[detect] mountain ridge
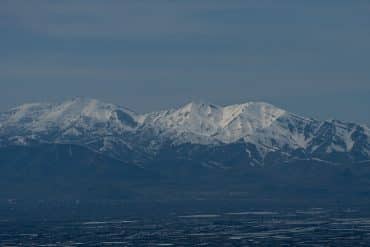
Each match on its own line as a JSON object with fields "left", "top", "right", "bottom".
{"left": 0, "top": 98, "right": 369, "bottom": 166}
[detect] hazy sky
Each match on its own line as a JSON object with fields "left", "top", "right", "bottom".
{"left": 1, "top": 0, "right": 370, "bottom": 125}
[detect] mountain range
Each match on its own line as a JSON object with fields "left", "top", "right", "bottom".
{"left": 1, "top": 97, "right": 369, "bottom": 165}
{"left": 0, "top": 98, "right": 370, "bottom": 203}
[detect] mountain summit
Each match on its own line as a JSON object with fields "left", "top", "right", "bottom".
{"left": 0, "top": 98, "right": 369, "bottom": 165}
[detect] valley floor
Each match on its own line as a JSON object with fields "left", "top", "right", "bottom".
{"left": 1, "top": 204, "right": 370, "bottom": 246}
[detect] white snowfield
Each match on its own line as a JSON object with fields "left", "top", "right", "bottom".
{"left": 0, "top": 98, "right": 369, "bottom": 159}
{"left": 0, "top": 98, "right": 138, "bottom": 135}
{"left": 142, "top": 101, "right": 287, "bottom": 144}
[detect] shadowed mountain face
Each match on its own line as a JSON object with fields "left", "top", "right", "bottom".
{"left": 0, "top": 144, "right": 155, "bottom": 201}
{"left": 1, "top": 143, "right": 370, "bottom": 204}
{"left": 0, "top": 98, "right": 369, "bottom": 203}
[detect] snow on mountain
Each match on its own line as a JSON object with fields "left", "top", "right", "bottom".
{"left": 142, "top": 102, "right": 224, "bottom": 144}
{"left": 0, "top": 98, "right": 139, "bottom": 135}
{"left": 142, "top": 101, "right": 288, "bottom": 145}
{"left": 0, "top": 98, "right": 369, "bottom": 163}
{"left": 141, "top": 101, "right": 321, "bottom": 154}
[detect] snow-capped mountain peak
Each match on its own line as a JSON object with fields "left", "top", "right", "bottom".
{"left": 142, "top": 101, "right": 289, "bottom": 144}
{"left": 0, "top": 98, "right": 369, "bottom": 164}
{"left": 0, "top": 98, "right": 139, "bottom": 135}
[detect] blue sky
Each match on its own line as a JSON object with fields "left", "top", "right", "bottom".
{"left": 1, "top": 0, "right": 370, "bottom": 124}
